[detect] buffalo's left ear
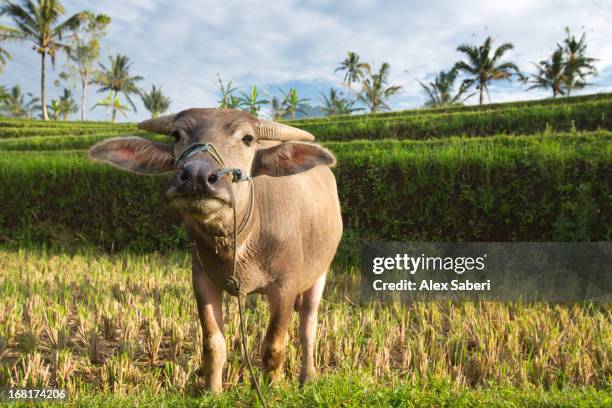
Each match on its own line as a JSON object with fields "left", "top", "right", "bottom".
{"left": 251, "top": 142, "right": 336, "bottom": 177}
{"left": 89, "top": 136, "right": 174, "bottom": 174}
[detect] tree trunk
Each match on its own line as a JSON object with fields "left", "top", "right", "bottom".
{"left": 41, "top": 53, "right": 49, "bottom": 120}
{"left": 111, "top": 91, "right": 117, "bottom": 122}
{"left": 479, "top": 82, "right": 484, "bottom": 105}
{"left": 80, "top": 77, "right": 87, "bottom": 121}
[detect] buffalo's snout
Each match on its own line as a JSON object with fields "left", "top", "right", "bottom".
{"left": 171, "top": 159, "right": 226, "bottom": 197}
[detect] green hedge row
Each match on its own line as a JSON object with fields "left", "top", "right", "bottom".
{"left": 0, "top": 118, "right": 136, "bottom": 129}
{"left": 0, "top": 132, "right": 169, "bottom": 151}
{"left": 284, "top": 92, "right": 612, "bottom": 125}
{"left": 1, "top": 132, "right": 609, "bottom": 251}
{"left": 0, "top": 126, "right": 142, "bottom": 140}
{"left": 293, "top": 100, "right": 612, "bottom": 141}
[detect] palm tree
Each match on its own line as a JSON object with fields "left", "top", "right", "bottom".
{"left": 418, "top": 69, "right": 475, "bottom": 107}
{"left": 527, "top": 47, "right": 566, "bottom": 98}
{"left": 60, "top": 12, "right": 111, "bottom": 121}
{"left": 0, "top": 46, "right": 10, "bottom": 73}
{"left": 0, "top": 25, "right": 21, "bottom": 72}
{"left": 56, "top": 88, "right": 77, "bottom": 120}
{"left": 269, "top": 96, "right": 286, "bottom": 120}
{"left": 455, "top": 36, "right": 522, "bottom": 105}
{"left": 320, "top": 88, "right": 362, "bottom": 116}
{"left": 91, "top": 93, "right": 130, "bottom": 120}
{"left": 0, "top": 84, "right": 40, "bottom": 118}
{"left": 141, "top": 85, "right": 171, "bottom": 118}
{"left": 282, "top": 88, "right": 309, "bottom": 119}
{"left": 0, "top": 0, "right": 83, "bottom": 120}
{"left": 357, "top": 62, "right": 402, "bottom": 113}
{"left": 335, "top": 51, "right": 370, "bottom": 97}
{"left": 560, "top": 27, "right": 597, "bottom": 96}
{"left": 238, "top": 85, "right": 268, "bottom": 116}
{"left": 93, "top": 54, "right": 142, "bottom": 122}
{"left": 217, "top": 74, "right": 239, "bottom": 109}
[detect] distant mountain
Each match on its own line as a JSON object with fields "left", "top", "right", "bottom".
{"left": 281, "top": 103, "right": 325, "bottom": 120}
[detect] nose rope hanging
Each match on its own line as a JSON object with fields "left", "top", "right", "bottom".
{"left": 177, "top": 142, "right": 266, "bottom": 408}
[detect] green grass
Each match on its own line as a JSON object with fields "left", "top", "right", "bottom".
{"left": 0, "top": 118, "right": 136, "bottom": 128}
{"left": 10, "top": 377, "right": 609, "bottom": 407}
{"left": 290, "top": 99, "right": 612, "bottom": 141}
{"left": 283, "top": 91, "right": 612, "bottom": 125}
{"left": 1, "top": 132, "right": 609, "bottom": 251}
{"left": 0, "top": 132, "right": 170, "bottom": 151}
{"left": 0, "top": 99, "right": 610, "bottom": 406}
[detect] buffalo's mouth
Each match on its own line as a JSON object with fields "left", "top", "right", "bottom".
{"left": 166, "top": 188, "right": 231, "bottom": 214}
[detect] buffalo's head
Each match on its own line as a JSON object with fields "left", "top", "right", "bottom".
{"left": 89, "top": 109, "right": 335, "bottom": 234}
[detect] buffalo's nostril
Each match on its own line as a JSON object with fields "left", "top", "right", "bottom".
{"left": 179, "top": 171, "right": 188, "bottom": 182}
{"left": 208, "top": 173, "right": 219, "bottom": 184}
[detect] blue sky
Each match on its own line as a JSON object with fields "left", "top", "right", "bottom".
{"left": 1, "top": 0, "right": 611, "bottom": 121}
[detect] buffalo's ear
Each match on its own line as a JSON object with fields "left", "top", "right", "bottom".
{"left": 89, "top": 136, "right": 174, "bottom": 174}
{"left": 251, "top": 142, "right": 336, "bottom": 177}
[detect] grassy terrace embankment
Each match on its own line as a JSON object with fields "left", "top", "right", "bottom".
{"left": 1, "top": 132, "right": 609, "bottom": 251}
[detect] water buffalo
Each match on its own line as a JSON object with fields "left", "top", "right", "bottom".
{"left": 89, "top": 109, "right": 343, "bottom": 392}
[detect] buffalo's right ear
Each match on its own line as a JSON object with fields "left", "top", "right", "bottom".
{"left": 89, "top": 137, "right": 174, "bottom": 174}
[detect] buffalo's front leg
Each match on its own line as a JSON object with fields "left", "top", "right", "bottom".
{"left": 192, "top": 256, "right": 226, "bottom": 393}
{"left": 262, "top": 288, "right": 296, "bottom": 384}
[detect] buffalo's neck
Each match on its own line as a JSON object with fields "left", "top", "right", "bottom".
{"left": 187, "top": 182, "right": 262, "bottom": 287}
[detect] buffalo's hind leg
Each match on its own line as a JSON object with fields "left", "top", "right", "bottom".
{"left": 299, "top": 272, "right": 327, "bottom": 386}
{"left": 192, "top": 255, "right": 226, "bottom": 393}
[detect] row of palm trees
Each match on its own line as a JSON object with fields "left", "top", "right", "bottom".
{"left": 0, "top": 84, "right": 97, "bottom": 120}
{"left": 0, "top": 0, "right": 600, "bottom": 120}
{"left": 216, "top": 77, "right": 314, "bottom": 120}
{"left": 0, "top": 0, "right": 170, "bottom": 121}
{"left": 419, "top": 29, "right": 597, "bottom": 108}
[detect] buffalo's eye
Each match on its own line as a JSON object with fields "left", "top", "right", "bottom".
{"left": 242, "top": 134, "right": 254, "bottom": 146}
{"left": 171, "top": 130, "right": 181, "bottom": 143}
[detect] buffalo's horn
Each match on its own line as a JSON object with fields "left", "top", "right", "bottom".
{"left": 137, "top": 114, "right": 176, "bottom": 135}
{"left": 256, "top": 121, "right": 315, "bottom": 142}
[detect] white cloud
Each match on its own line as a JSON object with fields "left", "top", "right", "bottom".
{"left": 1, "top": 0, "right": 610, "bottom": 121}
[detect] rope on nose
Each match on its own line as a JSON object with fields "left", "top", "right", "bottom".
{"left": 177, "top": 142, "right": 266, "bottom": 407}
{"left": 174, "top": 142, "right": 227, "bottom": 168}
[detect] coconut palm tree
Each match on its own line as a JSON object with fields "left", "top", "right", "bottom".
{"left": 56, "top": 88, "right": 77, "bottom": 120}
{"left": 282, "top": 88, "right": 309, "bottom": 119}
{"left": 217, "top": 74, "right": 239, "bottom": 109}
{"left": 455, "top": 36, "right": 522, "bottom": 105}
{"left": 0, "top": 0, "right": 83, "bottom": 120}
{"left": 0, "top": 25, "right": 21, "bottom": 72}
{"left": 91, "top": 92, "right": 130, "bottom": 120}
{"left": 93, "top": 54, "right": 142, "bottom": 122}
{"left": 238, "top": 85, "right": 268, "bottom": 116}
{"left": 357, "top": 62, "right": 402, "bottom": 113}
{"left": 335, "top": 51, "right": 370, "bottom": 97}
{"left": 527, "top": 47, "right": 566, "bottom": 98}
{"left": 59, "top": 12, "right": 111, "bottom": 121}
{"left": 418, "top": 68, "right": 475, "bottom": 108}
{"left": 0, "top": 84, "right": 40, "bottom": 118}
{"left": 141, "top": 85, "right": 171, "bottom": 118}
{"left": 320, "top": 88, "right": 362, "bottom": 116}
{"left": 269, "top": 96, "right": 286, "bottom": 120}
{"left": 560, "top": 27, "right": 598, "bottom": 96}
{"left": 0, "top": 46, "right": 10, "bottom": 73}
